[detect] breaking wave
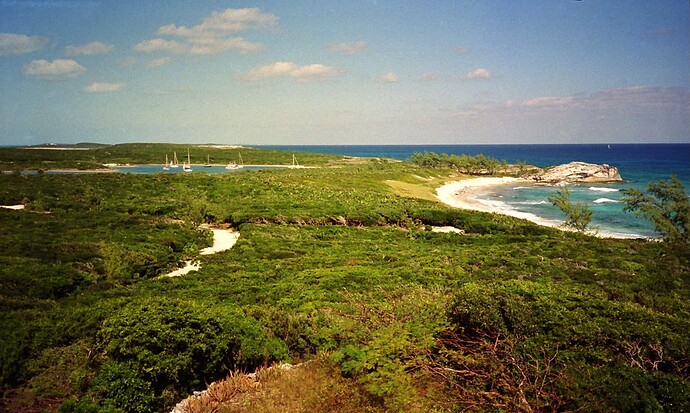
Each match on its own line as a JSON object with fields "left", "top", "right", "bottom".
{"left": 589, "top": 187, "right": 619, "bottom": 192}
{"left": 593, "top": 198, "right": 619, "bottom": 204}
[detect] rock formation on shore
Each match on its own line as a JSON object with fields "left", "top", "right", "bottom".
{"left": 533, "top": 161, "right": 622, "bottom": 184}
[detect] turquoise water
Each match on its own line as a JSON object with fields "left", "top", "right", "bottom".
{"left": 480, "top": 182, "right": 655, "bottom": 238}
{"left": 111, "top": 165, "right": 281, "bottom": 174}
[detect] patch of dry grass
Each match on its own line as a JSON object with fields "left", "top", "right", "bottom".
{"left": 185, "top": 357, "right": 385, "bottom": 413}
{"left": 385, "top": 173, "right": 464, "bottom": 202}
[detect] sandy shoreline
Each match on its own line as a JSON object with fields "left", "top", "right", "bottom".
{"left": 435, "top": 177, "right": 640, "bottom": 239}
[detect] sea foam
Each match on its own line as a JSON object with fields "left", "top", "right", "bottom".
{"left": 589, "top": 187, "right": 619, "bottom": 192}
{"left": 593, "top": 198, "right": 619, "bottom": 204}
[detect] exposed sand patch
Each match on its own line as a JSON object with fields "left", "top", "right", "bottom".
{"left": 199, "top": 225, "right": 241, "bottom": 255}
{"left": 431, "top": 226, "right": 465, "bottom": 234}
{"left": 1, "top": 205, "right": 25, "bottom": 210}
{"left": 165, "top": 226, "right": 240, "bottom": 277}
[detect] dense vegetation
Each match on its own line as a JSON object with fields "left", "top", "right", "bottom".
{"left": 1, "top": 146, "right": 688, "bottom": 412}
{"left": 408, "top": 151, "right": 515, "bottom": 175}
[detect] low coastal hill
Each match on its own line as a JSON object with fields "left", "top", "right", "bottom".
{"left": 1, "top": 147, "right": 688, "bottom": 412}
{"left": 0, "top": 143, "right": 350, "bottom": 171}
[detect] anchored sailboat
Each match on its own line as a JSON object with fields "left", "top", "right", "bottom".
{"left": 170, "top": 151, "right": 179, "bottom": 168}
{"left": 183, "top": 149, "right": 193, "bottom": 172}
{"left": 204, "top": 154, "right": 212, "bottom": 167}
{"left": 163, "top": 154, "right": 170, "bottom": 171}
{"left": 225, "top": 152, "right": 244, "bottom": 170}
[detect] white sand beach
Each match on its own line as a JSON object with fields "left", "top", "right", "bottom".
{"left": 436, "top": 177, "right": 558, "bottom": 226}
{"left": 435, "top": 177, "right": 638, "bottom": 239}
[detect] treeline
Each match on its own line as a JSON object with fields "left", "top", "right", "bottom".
{"left": 408, "top": 151, "right": 512, "bottom": 175}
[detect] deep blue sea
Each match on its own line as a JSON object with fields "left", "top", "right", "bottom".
{"left": 263, "top": 144, "right": 690, "bottom": 238}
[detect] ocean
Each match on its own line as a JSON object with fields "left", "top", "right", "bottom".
{"left": 263, "top": 144, "right": 690, "bottom": 239}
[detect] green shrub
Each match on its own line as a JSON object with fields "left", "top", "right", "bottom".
{"left": 95, "top": 297, "right": 287, "bottom": 410}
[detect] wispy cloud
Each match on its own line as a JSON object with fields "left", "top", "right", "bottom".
{"left": 84, "top": 81, "right": 125, "bottom": 93}
{"left": 146, "top": 57, "right": 171, "bottom": 68}
{"left": 118, "top": 57, "right": 137, "bottom": 67}
{"left": 327, "top": 40, "right": 367, "bottom": 55}
{"left": 0, "top": 33, "right": 50, "bottom": 56}
{"left": 22, "top": 59, "right": 85, "bottom": 79}
{"left": 455, "top": 86, "right": 689, "bottom": 117}
{"left": 238, "top": 61, "right": 344, "bottom": 81}
{"left": 135, "top": 8, "right": 275, "bottom": 56}
{"left": 186, "top": 37, "right": 263, "bottom": 55}
{"left": 65, "top": 41, "right": 114, "bottom": 56}
{"left": 378, "top": 72, "right": 399, "bottom": 82}
{"left": 455, "top": 46, "right": 469, "bottom": 54}
{"left": 133, "top": 39, "right": 187, "bottom": 54}
{"left": 647, "top": 27, "right": 676, "bottom": 36}
{"left": 419, "top": 72, "right": 437, "bottom": 81}
{"left": 461, "top": 68, "right": 492, "bottom": 80}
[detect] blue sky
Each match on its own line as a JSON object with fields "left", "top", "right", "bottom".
{"left": 1, "top": 0, "right": 688, "bottom": 145}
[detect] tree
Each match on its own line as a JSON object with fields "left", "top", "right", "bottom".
{"left": 622, "top": 175, "right": 690, "bottom": 243}
{"left": 548, "top": 186, "right": 593, "bottom": 233}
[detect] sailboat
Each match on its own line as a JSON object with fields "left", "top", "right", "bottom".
{"left": 183, "top": 149, "right": 193, "bottom": 172}
{"left": 163, "top": 154, "right": 170, "bottom": 171}
{"left": 170, "top": 151, "right": 179, "bottom": 168}
{"left": 225, "top": 152, "right": 244, "bottom": 170}
{"left": 290, "top": 154, "right": 299, "bottom": 168}
{"left": 204, "top": 154, "right": 212, "bottom": 168}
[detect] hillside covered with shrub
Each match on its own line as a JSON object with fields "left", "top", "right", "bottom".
{"left": 1, "top": 146, "right": 688, "bottom": 412}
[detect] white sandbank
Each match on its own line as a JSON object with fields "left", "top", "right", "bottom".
{"left": 165, "top": 226, "right": 239, "bottom": 277}
{"left": 199, "top": 226, "right": 240, "bottom": 255}
{"left": 435, "top": 177, "right": 639, "bottom": 239}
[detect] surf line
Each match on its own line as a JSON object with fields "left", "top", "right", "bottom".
{"left": 165, "top": 225, "right": 239, "bottom": 278}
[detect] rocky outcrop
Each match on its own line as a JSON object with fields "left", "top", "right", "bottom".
{"left": 533, "top": 162, "right": 622, "bottom": 184}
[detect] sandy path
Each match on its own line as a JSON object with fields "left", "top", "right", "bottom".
{"left": 165, "top": 226, "right": 240, "bottom": 277}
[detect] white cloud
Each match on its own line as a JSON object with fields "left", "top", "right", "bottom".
{"left": 22, "top": 59, "right": 85, "bottom": 79}
{"left": 378, "top": 72, "right": 399, "bottom": 82}
{"left": 239, "top": 61, "right": 344, "bottom": 81}
{"left": 134, "top": 8, "right": 274, "bottom": 56}
{"left": 133, "top": 38, "right": 187, "bottom": 54}
{"left": 146, "top": 57, "right": 171, "bottom": 68}
{"left": 84, "top": 82, "right": 125, "bottom": 93}
{"left": 455, "top": 46, "right": 469, "bottom": 54}
{"left": 0, "top": 33, "right": 50, "bottom": 56}
{"left": 462, "top": 68, "right": 492, "bottom": 80}
{"left": 65, "top": 41, "right": 114, "bottom": 56}
{"left": 327, "top": 40, "right": 367, "bottom": 55}
{"left": 157, "top": 7, "right": 278, "bottom": 38}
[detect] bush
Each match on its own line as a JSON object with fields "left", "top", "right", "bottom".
{"left": 549, "top": 186, "right": 593, "bottom": 233}
{"left": 623, "top": 175, "right": 690, "bottom": 243}
{"left": 95, "top": 298, "right": 288, "bottom": 410}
